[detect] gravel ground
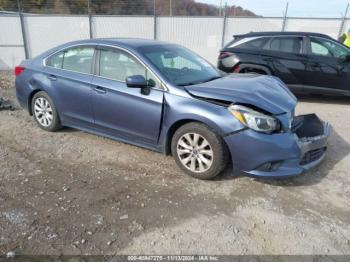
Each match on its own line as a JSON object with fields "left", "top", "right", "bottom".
{"left": 0, "top": 70, "right": 349, "bottom": 255}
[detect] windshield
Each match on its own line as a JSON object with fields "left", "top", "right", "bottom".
{"left": 138, "top": 44, "right": 221, "bottom": 86}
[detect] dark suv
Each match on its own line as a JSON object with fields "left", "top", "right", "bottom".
{"left": 218, "top": 32, "right": 350, "bottom": 96}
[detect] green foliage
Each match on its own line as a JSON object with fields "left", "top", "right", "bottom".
{"left": 0, "top": 0, "right": 18, "bottom": 11}
{"left": 0, "top": 0, "right": 256, "bottom": 16}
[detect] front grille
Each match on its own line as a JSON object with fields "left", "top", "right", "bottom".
{"left": 292, "top": 114, "right": 324, "bottom": 138}
{"left": 300, "top": 147, "right": 326, "bottom": 165}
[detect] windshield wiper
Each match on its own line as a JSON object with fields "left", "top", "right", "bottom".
{"left": 178, "top": 82, "right": 197, "bottom": 86}
{"left": 199, "top": 76, "right": 222, "bottom": 83}
{"left": 178, "top": 76, "right": 222, "bottom": 86}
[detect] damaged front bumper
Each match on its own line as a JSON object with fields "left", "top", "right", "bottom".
{"left": 224, "top": 114, "right": 331, "bottom": 177}
{"left": 296, "top": 115, "right": 331, "bottom": 170}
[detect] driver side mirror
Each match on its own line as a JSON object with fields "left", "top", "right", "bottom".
{"left": 126, "top": 75, "right": 148, "bottom": 88}
{"left": 126, "top": 75, "right": 151, "bottom": 95}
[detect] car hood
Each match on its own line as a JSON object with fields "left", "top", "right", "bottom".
{"left": 184, "top": 74, "right": 297, "bottom": 115}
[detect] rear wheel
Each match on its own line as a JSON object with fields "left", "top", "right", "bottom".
{"left": 31, "top": 91, "right": 62, "bottom": 132}
{"left": 171, "top": 122, "right": 228, "bottom": 180}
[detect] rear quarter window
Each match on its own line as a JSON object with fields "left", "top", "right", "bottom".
{"left": 46, "top": 52, "right": 64, "bottom": 69}
{"left": 227, "top": 37, "right": 270, "bottom": 50}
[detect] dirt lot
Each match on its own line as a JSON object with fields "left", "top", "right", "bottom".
{"left": 0, "top": 70, "right": 349, "bottom": 255}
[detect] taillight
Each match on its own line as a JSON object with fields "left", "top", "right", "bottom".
{"left": 219, "top": 51, "right": 233, "bottom": 59}
{"left": 14, "top": 66, "right": 25, "bottom": 77}
{"left": 232, "top": 65, "right": 241, "bottom": 73}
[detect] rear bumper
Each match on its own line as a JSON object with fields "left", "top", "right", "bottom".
{"left": 16, "top": 88, "right": 27, "bottom": 110}
{"left": 224, "top": 114, "right": 331, "bottom": 178}
{"left": 15, "top": 76, "right": 30, "bottom": 112}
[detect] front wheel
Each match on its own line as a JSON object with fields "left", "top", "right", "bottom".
{"left": 171, "top": 122, "right": 229, "bottom": 180}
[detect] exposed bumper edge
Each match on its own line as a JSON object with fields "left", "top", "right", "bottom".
{"left": 298, "top": 121, "right": 331, "bottom": 171}
{"left": 297, "top": 122, "right": 331, "bottom": 156}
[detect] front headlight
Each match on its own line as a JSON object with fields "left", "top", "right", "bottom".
{"left": 228, "top": 104, "right": 280, "bottom": 133}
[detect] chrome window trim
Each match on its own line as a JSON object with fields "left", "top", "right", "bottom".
{"left": 229, "top": 35, "right": 305, "bottom": 51}
{"left": 43, "top": 43, "right": 168, "bottom": 91}
{"left": 228, "top": 36, "right": 267, "bottom": 48}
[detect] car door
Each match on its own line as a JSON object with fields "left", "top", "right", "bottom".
{"left": 44, "top": 45, "right": 95, "bottom": 127}
{"left": 303, "top": 36, "right": 350, "bottom": 94}
{"left": 261, "top": 36, "right": 308, "bottom": 93}
{"left": 91, "top": 46, "right": 164, "bottom": 146}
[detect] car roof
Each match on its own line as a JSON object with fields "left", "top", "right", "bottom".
{"left": 233, "top": 31, "right": 333, "bottom": 39}
{"left": 98, "top": 38, "right": 171, "bottom": 47}
{"left": 36, "top": 38, "right": 180, "bottom": 61}
{"left": 62, "top": 38, "right": 172, "bottom": 49}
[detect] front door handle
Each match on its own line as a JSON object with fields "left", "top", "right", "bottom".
{"left": 94, "top": 86, "right": 106, "bottom": 94}
{"left": 47, "top": 74, "right": 57, "bottom": 81}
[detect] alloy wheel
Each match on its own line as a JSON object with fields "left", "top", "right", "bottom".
{"left": 177, "top": 133, "right": 214, "bottom": 173}
{"left": 33, "top": 97, "right": 53, "bottom": 127}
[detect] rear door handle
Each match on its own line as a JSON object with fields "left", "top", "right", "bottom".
{"left": 262, "top": 57, "right": 274, "bottom": 62}
{"left": 94, "top": 86, "right": 106, "bottom": 94}
{"left": 47, "top": 74, "right": 57, "bottom": 81}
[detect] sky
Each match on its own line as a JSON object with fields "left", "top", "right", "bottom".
{"left": 197, "top": 0, "right": 350, "bottom": 18}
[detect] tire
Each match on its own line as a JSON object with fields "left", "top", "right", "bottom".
{"left": 171, "top": 122, "right": 229, "bottom": 180}
{"left": 31, "top": 91, "right": 62, "bottom": 132}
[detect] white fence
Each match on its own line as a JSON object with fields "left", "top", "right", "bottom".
{"left": 0, "top": 13, "right": 348, "bottom": 69}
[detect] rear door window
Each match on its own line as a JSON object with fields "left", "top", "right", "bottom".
{"left": 61, "top": 47, "right": 95, "bottom": 74}
{"left": 268, "top": 37, "right": 303, "bottom": 54}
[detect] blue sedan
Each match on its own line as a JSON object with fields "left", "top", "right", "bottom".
{"left": 15, "top": 38, "right": 331, "bottom": 179}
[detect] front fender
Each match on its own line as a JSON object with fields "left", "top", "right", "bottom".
{"left": 158, "top": 92, "right": 245, "bottom": 152}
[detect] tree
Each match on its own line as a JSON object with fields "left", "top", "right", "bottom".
{"left": 0, "top": 0, "right": 257, "bottom": 16}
